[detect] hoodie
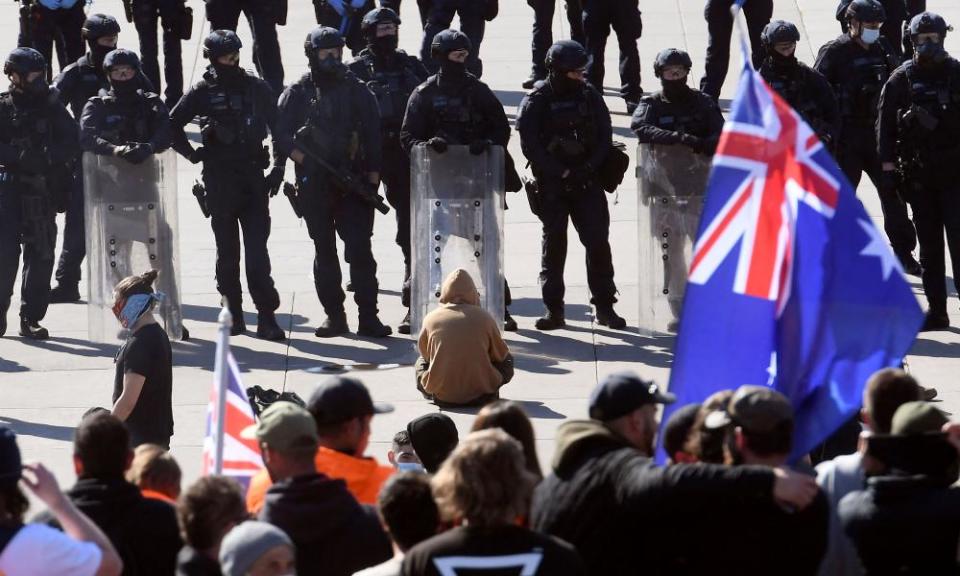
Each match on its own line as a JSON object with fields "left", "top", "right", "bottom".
{"left": 417, "top": 269, "right": 511, "bottom": 404}
{"left": 259, "top": 473, "right": 392, "bottom": 576}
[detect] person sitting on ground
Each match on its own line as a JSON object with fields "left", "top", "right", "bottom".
{"left": 219, "top": 521, "right": 295, "bottom": 576}
{"left": 356, "top": 472, "right": 440, "bottom": 576}
{"left": 387, "top": 430, "right": 424, "bottom": 473}
{"left": 403, "top": 429, "right": 587, "bottom": 575}
{"left": 110, "top": 270, "right": 174, "bottom": 449}
{"left": 0, "top": 426, "right": 123, "bottom": 576}
{"left": 407, "top": 413, "right": 459, "bottom": 474}
{"left": 248, "top": 402, "right": 392, "bottom": 575}
{"left": 663, "top": 403, "right": 701, "bottom": 465}
{"left": 127, "top": 444, "right": 181, "bottom": 505}
{"left": 471, "top": 400, "right": 543, "bottom": 480}
{"left": 36, "top": 412, "right": 182, "bottom": 575}
{"left": 816, "top": 367, "right": 923, "bottom": 576}
{"left": 246, "top": 377, "right": 395, "bottom": 513}
{"left": 416, "top": 269, "right": 514, "bottom": 406}
{"left": 176, "top": 476, "right": 250, "bottom": 576}
{"left": 840, "top": 401, "right": 960, "bottom": 575}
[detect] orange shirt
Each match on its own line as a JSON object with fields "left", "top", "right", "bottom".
{"left": 141, "top": 488, "right": 177, "bottom": 506}
{"left": 246, "top": 447, "right": 394, "bottom": 514}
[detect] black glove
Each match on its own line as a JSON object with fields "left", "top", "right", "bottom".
{"left": 123, "top": 143, "right": 154, "bottom": 165}
{"left": 189, "top": 146, "right": 206, "bottom": 165}
{"left": 265, "top": 164, "right": 285, "bottom": 197}
{"left": 16, "top": 151, "right": 49, "bottom": 174}
{"left": 469, "top": 139, "right": 491, "bottom": 155}
{"left": 427, "top": 137, "right": 448, "bottom": 154}
{"left": 680, "top": 134, "right": 703, "bottom": 153}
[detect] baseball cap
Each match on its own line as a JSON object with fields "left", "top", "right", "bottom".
{"left": 588, "top": 372, "right": 675, "bottom": 422}
{"left": 241, "top": 402, "right": 318, "bottom": 452}
{"left": 308, "top": 376, "right": 394, "bottom": 427}
{"left": 0, "top": 427, "right": 22, "bottom": 488}
{"left": 219, "top": 521, "right": 294, "bottom": 576}
{"left": 706, "top": 385, "right": 793, "bottom": 433}
{"left": 891, "top": 401, "right": 950, "bottom": 436}
{"left": 407, "top": 413, "right": 459, "bottom": 474}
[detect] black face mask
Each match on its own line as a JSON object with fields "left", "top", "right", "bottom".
{"left": 212, "top": 61, "right": 242, "bottom": 83}
{"left": 311, "top": 55, "right": 345, "bottom": 83}
{"left": 768, "top": 50, "right": 797, "bottom": 73}
{"left": 915, "top": 40, "right": 947, "bottom": 68}
{"left": 12, "top": 74, "right": 48, "bottom": 100}
{"left": 90, "top": 43, "right": 115, "bottom": 70}
{"left": 549, "top": 72, "right": 582, "bottom": 95}
{"left": 439, "top": 58, "right": 467, "bottom": 80}
{"left": 110, "top": 78, "right": 139, "bottom": 100}
{"left": 371, "top": 34, "right": 399, "bottom": 55}
{"left": 661, "top": 77, "right": 690, "bottom": 101}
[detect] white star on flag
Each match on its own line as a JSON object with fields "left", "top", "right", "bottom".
{"left": 858, "top": 219, "right": 904, "bottom": 281}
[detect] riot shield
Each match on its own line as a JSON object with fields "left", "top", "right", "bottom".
{"left": 84, "top": 150, "right": 184, "bottom": 342}
{"left": 410, "top": 145, "right": 505, "bottom": 336}
{"left": 636, "top": 143, "right": 711, "bottom": 336}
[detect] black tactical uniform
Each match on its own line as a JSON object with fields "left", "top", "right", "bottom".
{"left": 0, "top": 49, "right": 78, "bottom": 339}
{"left": 524, "top": 0, "right": 585, "bottom": 89}
{"left": 517, "top": 41, "right": 625, "bottom": 331}
{"left": 18, "top": 0, "right": 86, "bottom": 82}
{"left": 204, "top": 0, "right": 285, "bottom": 94}
{"left": 580, "top": 0, "right": 642, "bottom": 112}
{"left": 276, "top": 26, "right": 391, "bottom": 338}
{"left": 313, "top": 0, "right": 378, "bottom": 56}
{"left": 130, "top": 0, "right": 189, "bottom": 107}
{"left": 837, "top": 0, "right": 927, "bottom": 59}
{"left": 878, "top": 12, "right": 960, "bottom": 330}
{"left": 815, "top": 0, "right": 920, "bottom": 274}
{"left": 419, "top": 0, "right": 491, "bottom": 77}
{"left": 700, "top": 0, "right": 773, "bottom": 101}
{"left": 169, "top": 30, "right": 285, "bottom": 340}
{"left": 758, "top": 21, "right": 840, "bottom": 149}
{"left": 348, "top": 8, "right": 429, "bottom": 334}
{"left": 401, "top": 29, "right": 518, "bottom": 331}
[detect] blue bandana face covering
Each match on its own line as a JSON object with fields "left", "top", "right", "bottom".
{"left": 116, "top": 292, "right": 164, "bottom": 329}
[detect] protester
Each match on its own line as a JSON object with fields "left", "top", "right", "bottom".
{"left": 248, "top": 402, "right": 392, "bottom": 575}
{"left": 0, "top": 426, "right": 123, "bottom": 576}
{"left": 177, "top": 476, "right": 250, "bottom": 576}
{"left": 110, "top": 270, "right": 174, "bottom": 450}
{"left": 403, "top": 429, "right": 586, "bottom": 575}
{"left": 356, "top": 472, "right": 440, "bottom": 576}
{"left": 471, "top": 400, "right": 542, "bottom": 480}
{"left": 662, "top": 403, "right": 701, "bottom": 465}
{"left": 246, "top": 378, "right": 394, "bottom": 513}
{"left": 387, "top": 430, "right": 423, "bottom": 473}
{"left": 406, "top": 413, "right": 459, "bottom": 474}
{"left": 219, "top": 521, "right": 295, "bottom": 576}
{"left": 816, "top": 368, "right": 923, "bottom": 576}
{"left": 416, "top": 269, "right": 514, "bottom": 406}
{"left": 128, "top": 444, "right": 181, "bottom": 505}
{"left": 531, "top": 372, "right": 820, "bottom": 574}
{"left": 36, "top": 412, "right": 181, "bottom": 575}
{"left": 840, "top": 401, "right": 960, "bottom": 575}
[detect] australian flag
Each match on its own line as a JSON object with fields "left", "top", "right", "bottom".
{"left": 661, "top": 58, "right": 924, "bottom": 462}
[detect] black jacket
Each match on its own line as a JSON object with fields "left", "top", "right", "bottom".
{"left": 176, "top": 546, "right": 222, "bottom": 576}
{"left": 630, "top": 87, "right": 724, "bottom": 154}
{"left": 840, "top": 475, "right": 960, "bottom": 575}
{"left": 759, "top": 59, "right": 840, "bottom": 147}
{"left": 54, "top": 54, "right": 154, "bottom": 119}
{"left": 259, "top": 472, "right": 392, "bottom": 576}
{"left": 348, "top": 48, "right": 429, "bottom": 140}
{"left": 80, "top": 90, "right": 172, "bottom": 156}
{"left": 814, "top": 34, "right": 899, "bottom": 130}
{"left": 36, "top": 477, "right": 182, "bottom": 576}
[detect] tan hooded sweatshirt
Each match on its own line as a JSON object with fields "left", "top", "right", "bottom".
{"left": 417, "top": 269, "right": 511, "bottom": 404}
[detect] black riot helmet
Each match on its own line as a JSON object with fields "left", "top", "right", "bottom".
{"left": 430, "top": 29, "right": 471, "bottom": 61}
{"left": 305, "top": 26, "right": 346, "bottom": 55}
{"left": 845, "top": 0, "right": 886, "bottom": 24}
{"left": 908, "top": 12, "right": 950, "bottom": 40}
{"left": 653, "top": 48, "right": 692, "bottom": 79}
{"left": 761, "top": 20, "right": 801, "bottom": 49}
{"left": 103, "top": 49, "right": 141, "bottom": 74}
{"left": 4, "top": 47, "right": 46, "bottom": 78}
{"left": 82, "top": 14, "right": 121, "bottom": 44}
{"left": 361, "top": 8, "right": 401, "bottom": 37}
{"left": 545, "top": 40, "right": 589, "bottom": 73}
{"left": 203, "top": 30, "right": 243, "bottom": 60}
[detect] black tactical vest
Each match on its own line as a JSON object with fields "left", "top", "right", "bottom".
{"left": 0, "top": 93, "right": 54, "bottom": 164}
{"left": 359, "top": 54, "right": 421, "bottom": 131}
{"left": 96, "top": 95, "right": 151, "bottom": 145}
{"left": 201, "top": 75, "right": 260, "bottom": 149}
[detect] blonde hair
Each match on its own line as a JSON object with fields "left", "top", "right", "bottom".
{"left": 431, "top": 429, "right": 537, "bottom": 526}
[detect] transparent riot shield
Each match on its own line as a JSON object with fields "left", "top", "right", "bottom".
{"left": 636, "top": 143, "right": 712, "bottom": 336}
{"left": 84, "top": 150, "right": 184, "bottom": 342}
{"left": 410, "top": 145, "right": 505, "bottom": 336}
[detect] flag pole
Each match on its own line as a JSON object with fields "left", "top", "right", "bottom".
{"left": 212, "top": 302, "right": 233, "bottom": 475}
{"left": 730, "top": 0, "right": 754, "bottom": 71}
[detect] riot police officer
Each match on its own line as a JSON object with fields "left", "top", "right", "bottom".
{"left": 700, "top": 0, "right": 772, "bottom": 101}
{"left": 815, "top": 0, "right": 920, "bottom": 275}
{"left": 580, "top": 0, "right": 642, "bottom": 112}
{"left": 204, "top": 0, "right": 285, "bottom": 94}
{"left": 18, "top": 0, "right": 87, "bottom": 82}
{"left": 348, "top": 8, "right": 429, "bottom": 334}
{"left": 524, "top": 0, "right": 585, "bottom": 89}
{"left": 419, "top": 0, "right": 492, "bottom": 77}
{"left": 878, "top": 12, "right": 960, "bottom": 330}
{"left": 836, "top": 0, "right": 927, "bottom": 58}
{"left": 130, "top": 0, "right": 189, "bottom": 107}
{"left": 401, "top": 29, "right": 518, "bottom": 331}
{"left": 170, "top": 30, "right": 286, "bottom": 341}
{"left": 759, "top": 21, "right": 839, "bottom": 148}
{"left": 0, "top": 48, "right": 78, "bottom": 339}
{"left": 517, "top": 41, "right": 625, "bottom": 331}
{"left": 275, "top": 27, "right": 392, "bottom": 338}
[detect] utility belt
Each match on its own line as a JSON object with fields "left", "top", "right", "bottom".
{"left": 206, "top": 144, "right": 270, "bottom": 168}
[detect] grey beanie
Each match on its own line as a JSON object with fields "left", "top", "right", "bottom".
{"left": 219, "top": 521, "right": 294, "bottom": 576}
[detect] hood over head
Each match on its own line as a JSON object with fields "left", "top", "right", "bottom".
{"left": 438, "top": 268, "right": 480, "bottom": 306}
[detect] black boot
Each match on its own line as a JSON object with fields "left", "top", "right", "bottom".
{"left": 315, "top": 312, "right": 349, "bottom": 338}
{"left": 535, "top": 307, "right": 565, "bottom": 331}
{"left": 504, "top": 309, "right": 518, "bottom": 332}
{"left": 397, "top": 310, "right": 411, "bottom": 335}
{"left": 230, "top": 308, "right": 246, "bottom": 336}
{"left": 0, "top": 312, "right": 6, "bottom": 337}
{"left": 897, "top": 252, "right": 922, "bottom": 276}
{"left": 920, "top": 310, "right": 950, "bottom": 331}
{"left": 256, "top": 311, "right": 286, "bottom": 341}
{"left": 596, "top": 304, "right": 627, "bottom": 330}
{"left": 358, "top": 313, "right": 392, "bottom": 338}
{"left": 19, "top": 318, "right": 49, "bottom": 340}
{"left": 49, "top": 283, "right": 81, "bottom": 303}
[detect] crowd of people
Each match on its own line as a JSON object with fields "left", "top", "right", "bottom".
{"left": 1, "top": 368, "right": 959, "bottom": 574}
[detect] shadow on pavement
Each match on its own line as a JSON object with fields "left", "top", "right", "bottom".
{"left": 910, "top": 333, "right": 960, "bottom": 359}
{"left": 287, "top": 335, "right": 418, "bottom": 369}
{"left": 0, "top": 416, "right": 77, "bottom": 441}
{"left": 438, "top": 399, "right": 565, "bottom": 420}
{"left": 509, "top": 297, "right": 593, "bottom": 322}
{"left": 182, "top": 304, "right": 311, "bottom": 331}
{"left": 0, "top": 358, "right": 29, "bottom": 372}
{"left": 511, "top": 324, "right": 674, "bottom": 369}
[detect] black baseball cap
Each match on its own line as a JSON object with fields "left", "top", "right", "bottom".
{"left": 0, "top": 427, "right": 22, "bottom": 488}
{"left": 589, "top": 372, "right": 676, "bottom": 422}
{"left": 307, "top": 376, "right": 394, "bottom": 427}
{"left": 407, "top": 413, "right": 459, "bottom": 474}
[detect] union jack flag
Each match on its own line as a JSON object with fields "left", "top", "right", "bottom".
{"left": 660, "top": 55, "right": 922, "bottom": 463}
{"left": 202, "top": 351, "right": 263, "bottom": 489}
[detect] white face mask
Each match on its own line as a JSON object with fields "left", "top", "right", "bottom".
{"left": 861, "top": 28, "right": 881, "bottom": 45}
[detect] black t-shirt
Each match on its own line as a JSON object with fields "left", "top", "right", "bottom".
{"left": 113, "top": 322, "right": 173, "bottom": 447}
{"left": 402, "top": 525, "right": 586, "bottom": 576}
